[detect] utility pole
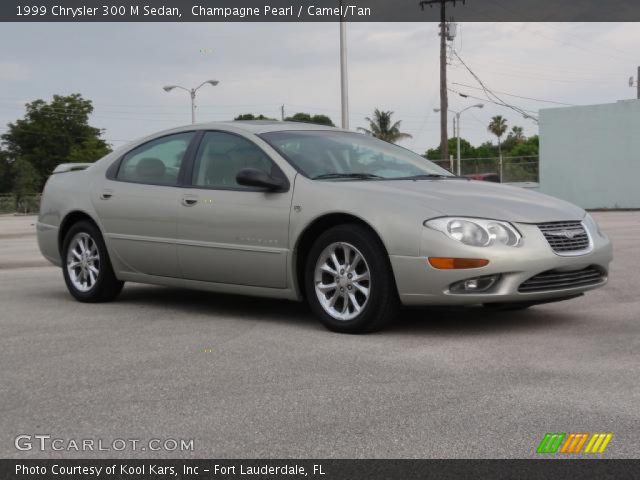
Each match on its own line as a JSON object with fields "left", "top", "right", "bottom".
{"left": 420, "top": 0, "right": 465, "bottom": 163}
{"left": 339, "top": 1, "right": 349, "bottom": 130}
{"left": 281, "top": 104, "right": 285, "bottom": 121}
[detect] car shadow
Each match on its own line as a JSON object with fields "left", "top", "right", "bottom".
{"left": 388, "top": 304, "right": 582, "bottom": 335}
{"left": 114, "top": 285, "right": 582, "bottom": 335}
{"left": 116, "top": 285, "right": 318, "bottom": 329}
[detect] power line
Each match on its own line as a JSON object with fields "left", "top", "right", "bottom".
{"left": 448, "top": 87, "right": 539, "bottom": 114}
{"left": 0, "top": 102, "right": 283, "bottom": 118}
{"left": 452, "top": 55, "right": 618, "bottom": 78}
{"left": 448, "top": 88, "right": 539, "bottom": 116}
{"left": 481, "top": 0, "right": 640, "bottom": 63}
{"left": 451, "top": 51, "right": 539, "bottom": 122}
{"left": 0, "top": 97, "right": 439, "bottom": 122}
{"left": 451, "top": 82, "right": 576, "bottom": 106}
{"left": 0, "top": 97, "right": 283, "bottom": 110}
{"left": 0, "top": 127, "right": 131, "bottom": 144}
{"left": 450, "top": 64, "right": 617, "bottom": 85}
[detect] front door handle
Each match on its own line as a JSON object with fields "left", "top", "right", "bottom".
{"left": 181, "top": 195, "right": 198, "bottom": 207}
{"left": 100, "top": 189, "right": 113, "bottom": 200}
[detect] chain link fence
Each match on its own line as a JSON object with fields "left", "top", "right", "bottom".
{"left": 0, "top": 193, "right": 41, "bottom": 215}
{"left": 431, "top": 156, "right": 539, "bottom": 183}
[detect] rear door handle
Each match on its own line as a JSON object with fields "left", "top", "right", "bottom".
{"left": 100, "top": 189, "right": 113, "bottom": 200}
{"left": 181, "top": 195, "right": 198, "bottom": 207}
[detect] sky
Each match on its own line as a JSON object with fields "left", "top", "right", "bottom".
{"left": 0, "top": 22, "right": 639, "bottom": 154}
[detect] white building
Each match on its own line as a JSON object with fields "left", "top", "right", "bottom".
{"left": 539, "top": 99, "right": 640, "bottom": 209}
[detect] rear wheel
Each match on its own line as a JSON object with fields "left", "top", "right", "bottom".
{"left": 305, "top": 224, "right": 399, "bottom": 333}
{"left": 62, "top": 221, "right": 124, "bottom": 302}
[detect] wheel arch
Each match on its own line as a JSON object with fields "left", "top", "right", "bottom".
{"left": 293, "top": 212, "right": 391, "bottom": 300}
{"left": 58, "top": 210, "right": 101, "bottom": 255}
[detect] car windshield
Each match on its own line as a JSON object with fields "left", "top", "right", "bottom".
{"left": 260, "top": 130, "right": 453, "bottom": 180}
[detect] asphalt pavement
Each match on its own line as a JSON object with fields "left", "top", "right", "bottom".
{"left": 0, "top": 212, "right": 638, "bottom": 458}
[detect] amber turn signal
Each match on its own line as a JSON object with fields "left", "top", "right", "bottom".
{"left": 428, "top": 257, "right": 490, "bottom": 269}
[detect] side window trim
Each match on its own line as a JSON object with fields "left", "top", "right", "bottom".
{"left": 181, "top": 131, "right": 205, "bottom": 188}
{"left": 105, "top": 131, "right": 199, "bottom": 186}
{"left": 177, "top": 130, "right": 204, "bottom": 186}
{"left": 182, "top": 130, "right": 290, "bottom": 193}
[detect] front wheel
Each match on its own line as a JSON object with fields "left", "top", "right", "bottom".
{"left": 305, "top": 224, "right": 399, "bottom": 333}
{"left": 62, "top": 221, "right": 124, "bottom": 302}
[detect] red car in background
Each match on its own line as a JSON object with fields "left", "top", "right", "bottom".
{"left": 464, "top": 172, "right": 500, "bottom": 183}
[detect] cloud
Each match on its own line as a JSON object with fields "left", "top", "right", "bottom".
{"left": 0, "top": 22, "right": 638, "bottom": 153}
{"left": 0, "top": 62, "right": 30, "bottom": 81}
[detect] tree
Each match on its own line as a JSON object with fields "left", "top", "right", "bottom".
{"left": 488, "top": 115, "right": 508, "bottom": 160}
{"left": 1, "top": 94, "right": 111, "bottom": 191}
{"left": 508, "top": 135, "right": 539, "bottom": 157}
{"left": 358, "top": 109, "right": 412, "bottom": 144}
{"left": 475, "top": 141, "right": 499, "bottom": 159}
{"left": 502, "top": 125, "right": 525, "bottom": 153}
{"left": 425, "top": 137, "right": 475, "bottom": 161}
{"left": 424, "top": 135, "right": 538, "bottom": 161}
{"left": 285, "top": 112, "right": 335, "bottom": 126}
{"left": 509, "top": 126, "right": 525, "bottom": 142}
{"left": 0, "top": 151, "right": 13, "bottom": 194}
{"left": 12, "top": 158, "right": 40, "bottom": 212}
{"left": 234, "top": 113, "right": 276, "bottom": 121}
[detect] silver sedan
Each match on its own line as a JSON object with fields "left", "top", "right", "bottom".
{"left": 37, "top": 121, "right": 612, "bottom": 333}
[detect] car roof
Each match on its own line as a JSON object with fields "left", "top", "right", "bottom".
{"left": 189, "top": 120, "right": 344, "bottom": 135}
{"left": 109, "top": 120, "right": 350, "bottom": 157}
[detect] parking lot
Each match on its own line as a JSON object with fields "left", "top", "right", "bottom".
{"left": 0, "top": 212, "right": 638, "bottom": 459}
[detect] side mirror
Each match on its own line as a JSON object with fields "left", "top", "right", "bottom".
{"left": 236, "top": 168, "right": 285, "bottom": 191}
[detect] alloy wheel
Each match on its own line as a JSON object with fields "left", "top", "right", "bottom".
{"left": 314, "top": 242, "right": 371, "bottom": 321}
{"left": 66, "top": 232, "right": 100, "bottom": 292}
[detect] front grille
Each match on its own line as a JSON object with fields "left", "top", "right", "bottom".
{"left": 518, "top": 266, "right": 605, "bottom": 293}
{"left": 538, "top": 221, "right": 590, "bottom": 254}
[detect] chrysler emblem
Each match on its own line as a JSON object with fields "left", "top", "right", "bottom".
{"left": 548, "top": 229, "right": 583, "bottom": 239}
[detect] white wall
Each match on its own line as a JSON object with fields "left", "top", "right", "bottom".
{"left": 539, "top": 100, "right": 640, "bottom": 209}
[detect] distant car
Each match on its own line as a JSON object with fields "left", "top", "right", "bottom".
{"left": 37, "top": 121, "right": 612, "bottom": 333}
{"left": 464, "top": 172, "right": 500, "bottom": 182}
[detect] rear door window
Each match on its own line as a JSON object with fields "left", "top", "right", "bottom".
{"left": 117, "top": 132, "right": 195, "bottom": 186}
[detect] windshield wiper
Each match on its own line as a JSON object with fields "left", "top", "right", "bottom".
{"left": 394, "top": 174, "right": 461, "bottom": 180}
{"left": 312, "top": 173, "right": 383, "bottom": 180}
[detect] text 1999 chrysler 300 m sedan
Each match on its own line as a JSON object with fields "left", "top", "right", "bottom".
{"left": 37, "top": 121, "right": 612, "bottom": 333}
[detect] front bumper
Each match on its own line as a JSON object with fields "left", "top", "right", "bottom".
{"left": 391, "top": 221, "right": 613, "bottom": 306}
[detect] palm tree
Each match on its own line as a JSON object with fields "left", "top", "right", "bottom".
{"left": 488, "top": 115, "right": 508, "bottom": 156}
{"left": 488, "top": 115, "right": 508, "bottom": 181}
{"left": 358, "top": 109, "right": 412, "bottom": 144}
{"left": 509, "top": 125, "right": 525, "bottom": 142}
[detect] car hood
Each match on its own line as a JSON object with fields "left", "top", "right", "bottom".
{"left": 343, "top": 179, "right": 585, "bottom": 223}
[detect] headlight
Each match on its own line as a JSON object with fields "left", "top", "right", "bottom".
{"left": 583, "top": 213, "right": 604, "bottom": 238}
{"left": 425, "top": 217, "right": 521, "bottom": 247}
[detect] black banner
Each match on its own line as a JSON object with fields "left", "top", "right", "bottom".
{"left": 2, "top": 0, "right": 640, "bottom": 22}
{"left": 2, "top": 459, "right": 640, "bottom": 480}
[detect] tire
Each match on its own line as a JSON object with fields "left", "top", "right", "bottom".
{"left": 61, "top": 220, "right": 124, "bottom": 303}
{"left": 304, "top": 224, "right": 399, "bottom": 333}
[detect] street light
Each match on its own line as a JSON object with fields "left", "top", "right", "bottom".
{"left": 434, "top": 103, "right": 484, "bottom": 176}
{"left": 163, "top": 80, "right": 219, "bottom": 124}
